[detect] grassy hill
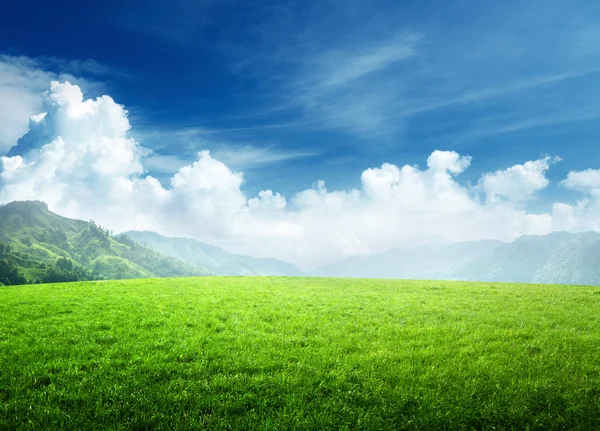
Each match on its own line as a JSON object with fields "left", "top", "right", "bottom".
{"left": 125, "top": 230, "right": 305, "bottom": 276}
{"left": 1, "top": 277, "right": 599, "bottom": 430}
{"left": 0, "top": 201, "right": 211, "bottom": 283}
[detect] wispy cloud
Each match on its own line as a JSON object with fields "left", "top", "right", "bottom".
{"left": 279, "top": 32, "right": 421, "bottom": 138}
{"left": 142, "top": 153, "right": 189, "bottom": 175}
{"left": 160, "top": 118, "right": 332, "bottom": 136}
{"left": 217, "top": 0, "right": 600, "bottom": 143}
{"left": 394, "top": 70, "right": 600, "bottom": 118}
{"left": 304, "top": 33, "right": 421, "bottom": 93}
{"left": 211, "top": 145, "right": 318, "bottom": 170}
{"left": 143, "top": 142, "right": 318, "bottom": 176}
{"left": 113, "top": 0, "right": 240, "bottom": 46}
{"left": 34, "top": 56, "right": 129, "bottom": 79}
{"left": 457, "top": 105, "right": 600, "bottom": 143}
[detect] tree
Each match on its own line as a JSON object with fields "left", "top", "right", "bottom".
{"left": 0, "top": 242, "right": 26, "bottom": 285}
{"left": 56, "top": 257, "right": 74, "bottom": 272}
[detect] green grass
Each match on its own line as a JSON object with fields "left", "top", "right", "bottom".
{"left": 1, "top": 277, "right": 600, "bottom": 430}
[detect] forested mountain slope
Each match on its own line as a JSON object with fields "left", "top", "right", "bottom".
{"left": 0, "top": 201, "right": 210, "bottom": 284}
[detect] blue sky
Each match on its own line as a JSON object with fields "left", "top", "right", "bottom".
{"left": 1, "top": 0, "right": 600, "bottom": 266}
{"left": 3, "top": 0, "right": 600, "bottom": 198}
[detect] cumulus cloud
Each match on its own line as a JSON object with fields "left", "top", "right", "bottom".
{"left": 479, "top": 156, "right": 560, "bottom": 203}
{"left": 0, "top": 80, "right": 592, "bottom": 269}
{"left": 560, "top": 169, "right": 600, "bottom": 192}
{"left": 549, "top": 169, "right": 600, "bottom": 232}
{"left": 0, "top": 55, "right": 99, "bottom": 155}
{"left": 0, "top": 57, "right": 53, "bottom": 154}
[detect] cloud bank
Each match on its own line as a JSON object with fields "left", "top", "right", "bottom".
{"left": 1, "top": 81, "right": 599, "bottom": 269}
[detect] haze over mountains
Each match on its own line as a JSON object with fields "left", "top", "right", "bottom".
{"left": 313, "top": 232, "right": 600, "bottom": 285}
{"left": 1, "top": 200, "right": 599, "bottom": 285}
{"left": 124, "top": 231, "right": 305, "bottom": 276}
{"left": 312, "top": 241, "right": 502, "bottom": 279}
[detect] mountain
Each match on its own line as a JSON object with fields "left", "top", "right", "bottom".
{"left": 451, "top": 231, "right": 600, "bottom": 285}
{"left": 449, "top": 232, "right": 574, "bottom": 283}
{"left": 4, "top": 200, "right": 599, "bottom": 286}
{"left": 124, "top": 230, "right": 305, "bottom": 276}
{"left": 313, "top": 232, "right": 600, "bottom": 285}
{"left": 312, "top": 240, "right": 503, "bottom": 279}
{"left": 0, "top": 201, "right": 210, "bottom": 284}
{"left": 534, "top": 233, "right": 600, "bottom": 285}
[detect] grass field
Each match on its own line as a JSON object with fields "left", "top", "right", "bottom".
{"left": 1, "top": 277, "right": 600, "bottom": 430}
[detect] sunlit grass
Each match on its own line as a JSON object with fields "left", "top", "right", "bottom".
{"left": 1, "top": 277, "right": 599, "bottom": 430}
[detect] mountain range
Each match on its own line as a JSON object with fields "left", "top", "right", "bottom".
{"left": 1, "top": 200, "right": 599, "bottom": 286}
{"left": 312, "top": 231, "right": 600, "bottom": 285}
{"left": 0, "top": 201, "right": 301, "bottom": 285}
{"left": 123, "top": 230, "right": 305, "bottom": 276}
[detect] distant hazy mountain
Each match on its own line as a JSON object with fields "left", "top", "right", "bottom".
{"left": 312, "top": 240, "right": 502, "bottom": 279}
{"left": 526, "top": 232, "right": 600, "bottom": 285}
{"left": 124, "top": 231, "right": 305, "bottom": 276}
{"left": 0, "top": 201, "right": 210, "bottom": 284}
{"left": 449, "top": 232, "right": 574, "bottom": 283}
{"left": 313, "top": 232, "right": 600, "bottom": 285}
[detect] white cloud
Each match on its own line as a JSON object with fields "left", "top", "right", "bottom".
{"left": 479, "top": 156, "right": 559, "bottom": 203}
{"left": 278, "top": 32, "right": 422, "bottom": 138}
{"left": 551, "top": 196, "right": 600, "bottom": 232}
{"left": 141, "top": 153, "right": 189, "bottom": 175}
{"left": 560, "top": 169, "right": 600, "bottom": 192}
{"left": 140, "top": 135, "right": 318, "bottom": 176}
{"left": 314, "top": 33, "right": 421, "bottom": 90}
{"left": 248, "top": 190, "right": 287, "bottom": 210}
{"left": 1, "top": 81, "right": 596, "bottom": 269}
{"left": 211, "top": 145, "right": 318, "bottom": 170}
{"left": 0, "top": 55, "right": 99, "bottom": 155}
{"left": 551, "top": 169, "right": 600, "bottom": 232}
{"left": 426, "top": 150, "right": 472, "bottom": 174}
{"left": 0, "top": 58, "right": 51, "bottom": 154}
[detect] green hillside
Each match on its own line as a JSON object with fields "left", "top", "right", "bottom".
{"left": 0, "top": 201, "right": 211, "bottom": 284}
{"left": 1, "top": 277, "right": 600, "bottom": 430}
{"left": 125, "top": 230, "right": 305, "bottom": 276}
